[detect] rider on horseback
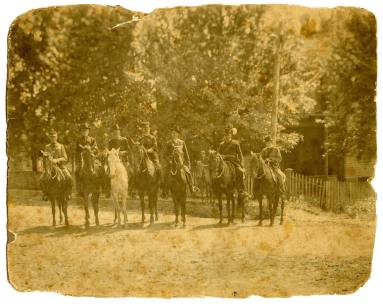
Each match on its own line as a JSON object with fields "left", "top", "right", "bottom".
{"left": 108, "top": 124, "right": 130, "bottom": 166}
{"left": 44, "top": 129, "right": 73, "bottom": 200}
{"left": 138, "top": 121, "right": 162, "bottom": 182}
{"left": 165, "top": 125, "right": 198, "bottom": 194}
{"left": 261, "top": 135, "right": 286, "bottom": 194}
{"left": 217, "top": 125, "right": 247, "bottom": 199}
{"left": 75, "top": 123, "right": 98, "bottom": 195}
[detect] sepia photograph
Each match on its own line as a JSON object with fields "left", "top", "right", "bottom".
{"left": 4, "top": 0, "right": 378, "bottom": 299}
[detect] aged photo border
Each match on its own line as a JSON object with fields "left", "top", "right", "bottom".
{"left": 0, "top": 0, "right": 381, "bottom": 303}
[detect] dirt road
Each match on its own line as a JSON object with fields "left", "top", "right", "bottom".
{"left": 7, "top": 190, "right": 375, "bottom": 297}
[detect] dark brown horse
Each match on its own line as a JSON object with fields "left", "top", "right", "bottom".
{"left": 249, "top": 152, "right": 284, "bottom": 226}
{"left": 78, "top": 145, "right": 104, "bottom": 228}
{"left": 167, "top": 147, "right": 188, "bottom": 226}
{"left": 40, "top": 151, "right": 70, "bottom": 227}
{"left": 195, "top": 160, "right": 214, "bottom": 205}
{"left": 208, "top": 150, "right": 241, "bottom": 224}
{"left": 130, "top": 143, "right": 160, "bottom": 224}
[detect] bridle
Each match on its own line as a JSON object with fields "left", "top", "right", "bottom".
{"left": 80, "top": 149, "right": 96, "bottom": 174}
{"left": 215, "top": 154, "right": 225, "bottom": 179}
{"left": 170, "top": 147, "right": 182, "bottom": 176}
{"left": 42, "top": 153, "right": 57, "bottom": 180}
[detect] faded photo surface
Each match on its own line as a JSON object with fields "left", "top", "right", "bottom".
{"left": 6, "top": 4, "right": 376, "bottom": 297}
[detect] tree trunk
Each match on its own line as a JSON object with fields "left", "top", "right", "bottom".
{"left": 271, "top": 24, "right": 282, "bottom": 145}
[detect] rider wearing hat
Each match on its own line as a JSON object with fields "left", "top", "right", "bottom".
{"left": 75, "top": 122, "right": 98, "bottom": 195}
{"left": 108, "top": 124, "right": 130, "bottom": 165}
{"left": 138, "top": 121, "right": 162, "bottom": 182}
{"left": 44, "top": 129, "right": 73, "bottom": 200}
{"left": 217, "top": 125, "right": 247, "bottom": 198}
{"left": 261, "top": 135, "right": 286, "bottom": 193}
{"left": 165, "top": 125, "right": 198, "bottom": 194}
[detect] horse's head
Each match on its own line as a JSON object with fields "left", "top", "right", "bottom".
{"left": 79, "top": 144, "right": 96, "bottom": 172}
{"left": 41, "top": 150, "right": 54, "bottom": 175}
{"left": 250, "top": 151, "right": 265, "bottom": 178}
{"left": 208, "top": 149, "right": 224, "bottom": 179}
{"left": 106, "top": 148, "right": 120, "bottom": 177}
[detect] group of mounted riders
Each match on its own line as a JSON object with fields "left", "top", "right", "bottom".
{"left": 40, "top": 121, "right": 286, "bottom": 227}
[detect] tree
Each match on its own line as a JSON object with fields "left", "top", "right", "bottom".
{"left": 130, "top": 5, "right": 320, "bottom": 154}
{"left": 319, "top": 8, "right": 376, "bottom": 160}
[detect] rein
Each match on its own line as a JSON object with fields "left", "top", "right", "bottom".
{"left": 215, "top": 154, "right": 225, "bottom": 179}
{"left": 170, "top": 148, "right": 181, "bottom": 176}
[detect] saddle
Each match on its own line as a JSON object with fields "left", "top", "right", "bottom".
{"left": 265, "top": 160, "right": 286, "bottom": 191}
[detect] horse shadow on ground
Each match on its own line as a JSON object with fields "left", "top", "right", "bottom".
{"left": 17, "top": 223, "right": 119, "bottom": 238}
{"left": 190, "top": 222, "right": 228, "bottom": 231}
{"left": 145, "top": 221, "right": 177, "bottom": 232}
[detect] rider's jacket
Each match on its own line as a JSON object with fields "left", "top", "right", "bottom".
{"left": 45, "top": 142, "right": 68, "bottom": 168}
{"left": 139, "top": 133, "right": 159, "bottom": 162}
{"left": 218, "top": 139, "right": 244, "bottom": 167}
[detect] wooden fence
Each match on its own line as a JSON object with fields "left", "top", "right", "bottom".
{"left": 284, "top": 169, "right": 376, "bottom": 212}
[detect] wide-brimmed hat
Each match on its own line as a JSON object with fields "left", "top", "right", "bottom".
{"left": 140, "top": 121, "right": 150, "bottom": 128}
{"left": 48, "top": 129, "right": 58, "bottom": 136}
{"left": 80, "top": 122, "right": 90, "bottom": 130}
{"left": 224, "top": 124, "right": 237, "bottom": 135}
{"left": 170, "top": 125, "right": 180, "bottom": 133}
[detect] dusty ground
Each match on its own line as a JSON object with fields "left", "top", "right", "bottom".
{"left": 6, "top": 190, "right": 375, "bottom": 298}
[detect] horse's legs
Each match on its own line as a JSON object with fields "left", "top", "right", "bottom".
{"left": 173, "top": 193, "right": 179, "bottom": 226}
{"left": 140, "top": 192, "right": 145, "bottom": 223}
{"left": 280, "top": 196, "right": 285, "bottom": 225}
{"left": 92, "top": 192, "right": 100, "bottom": 226}
{"left": 112, "top": 194, "right": 121, "bottom": 226}
{"left": 217, "top": 193, "right": 223, "bottom": 224}
{"left": 271, "top": 193, "right": 279, "bottom": 226}
{"left": 154, "top": 189, "right": 159, "bottom": 221}
{"left": 83, "top": 192, "right": 90, "bottom": 228}
{"left": 269, "top": 195, "right": 274, "bottom": 226}
{"left": 62, "top": 196, "right": 69, "bottom": 227}
{"left": 226, "top": 194, "right": 231, "bottom": 224}
{"left": 113, "top": 209, "right": 117, "bottom": 224}
{"left": 239, "top": 195, "right": 245, "bottom": 223}
{"left": 122, "top": 195, "right": 128, "bottom": 228}
{"left": 58, "top": 198, "right": 63, "bottom": 224}
{"left": 230, "top": 194, "right": 240, "bottom": 223}
{"left": 50, "top": 198, "right": 56, "bottom": 227}
{"left": 231, "top": 194, "right": 236, "bottom": 224}
{"left": 148, "top": 193, "right": 154, "bottom": 225}
{"left": 181, "top": 191, "right": 186, "bottom": 226}
{"left": 258, "top": 195, "right": 263, "bottom": 226}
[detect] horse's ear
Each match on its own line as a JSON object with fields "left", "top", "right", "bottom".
{"left": 116, "top": 147, "right": 120, "bottom": 153}
{"left": 250, "top": 151, "right": 254, "bottom": 156}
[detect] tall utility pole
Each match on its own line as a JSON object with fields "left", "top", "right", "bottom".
{"left": 271, "top": 23, "right": 282, "bottom": 145}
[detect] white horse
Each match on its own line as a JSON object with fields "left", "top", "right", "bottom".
{"left": 106, "top": 148, "right": 129, "bottom": 227}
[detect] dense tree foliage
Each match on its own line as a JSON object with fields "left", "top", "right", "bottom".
{"left": 6, "top": 5, "right": 376, "bottom": 167}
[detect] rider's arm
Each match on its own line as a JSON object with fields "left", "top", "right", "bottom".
{"left": 54, "top": 144, "right": 68, "bottom": 165}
